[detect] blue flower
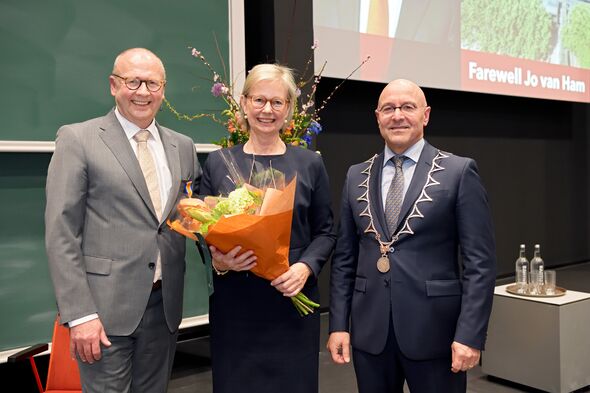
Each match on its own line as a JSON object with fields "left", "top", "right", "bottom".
{"left": 302, "top": 134, "right": 313, "bottom": 146}
{"left": 307, "top": 120, "right": 322, "bottom": 135}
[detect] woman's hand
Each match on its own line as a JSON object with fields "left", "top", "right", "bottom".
{"left": 209, "top": 245, "right": 257, "bottom": 272}
{"left": 271, "top": 262, "right": 312, "bottom": 297}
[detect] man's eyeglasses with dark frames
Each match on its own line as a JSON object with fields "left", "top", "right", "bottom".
{"left": 112, "top": 74, "right": 166, "bottom": 92}
{"left": 377, "top": 104, "right": 425, "bottom": 116}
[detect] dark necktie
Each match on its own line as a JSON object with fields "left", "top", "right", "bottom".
{"left": 384, "top": 155, "right": 405, "bottom": 235}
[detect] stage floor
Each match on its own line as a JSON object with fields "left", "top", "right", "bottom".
{"left": 169, "top": 262, "right": 590, "bottom": 393}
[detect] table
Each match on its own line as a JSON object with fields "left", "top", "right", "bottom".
{"left": 481, "top": 284, "right": 590, "bottom": 393}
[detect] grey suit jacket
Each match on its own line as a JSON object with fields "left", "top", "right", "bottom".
{"left": 45, "top": 110, "right": 201, "bottom": 335}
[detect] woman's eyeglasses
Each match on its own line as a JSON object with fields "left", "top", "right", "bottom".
{"left": 247, "top": 95, "right": 289, "bottom": 110}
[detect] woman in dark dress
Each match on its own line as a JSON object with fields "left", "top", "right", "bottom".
{"left": 200, "top": 64, "right": 336, "bottom": 393}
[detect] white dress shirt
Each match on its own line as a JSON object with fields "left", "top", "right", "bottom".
{"left": 115, "top": 108, "right": 172, "bottom": 205}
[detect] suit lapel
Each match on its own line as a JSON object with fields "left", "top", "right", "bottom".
{"left": 397, "top": 142, "right": 438, "bottom": 227}
{"left": 159, "top": 125, "right": 180, "bottom": 223}
{"left": 98, "top": 111, "right": 158, "bottom": 221}
{"left": 368, "top": 153, "right": 390, "bottom": 239}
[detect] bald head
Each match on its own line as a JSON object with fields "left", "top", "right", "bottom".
{"left": 378, "top": 79, "right": 427, "bottom": 109}
{"left": 113, "top": 48, "right": 166, "bottom": 79}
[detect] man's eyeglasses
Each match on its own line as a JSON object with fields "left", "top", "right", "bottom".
{"left": 377, "top": 103, "right": 424, "bottom": 116}
{"left": 112, "top": 74, "right": 166, "bottom": 92}
{"left": 247, "top": 95, "right": 289, "bottom": 110}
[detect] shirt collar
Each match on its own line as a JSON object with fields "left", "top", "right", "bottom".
{"left": 114, "top": 107, "right": 160, "bottom": 143}
{"left": 383, "top": 138, "right": 425, "bottom": 168}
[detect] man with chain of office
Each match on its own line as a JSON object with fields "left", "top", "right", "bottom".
{"left": 327, "top": 79, "right": 496, "bottom": 393}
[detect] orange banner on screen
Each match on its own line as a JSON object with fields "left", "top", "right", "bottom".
{"left": 461, "top": 50, "right": 590, "bottom": 103}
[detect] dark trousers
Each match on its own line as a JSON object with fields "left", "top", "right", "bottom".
{"left": 78, "top": 288, "right": 178, "bottom": 393}
{"left": 352, "top": 320, "right": 466, "bottom": 393}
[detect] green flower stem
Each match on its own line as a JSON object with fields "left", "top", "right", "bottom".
{"left": 290, "top": 292, "right": 319, "bottom": 316}
{"left": 292, "top": 298, "right": 312, "bottom": 316}
{"left": 296, "top": 293, "right": 320, "bottom": 308}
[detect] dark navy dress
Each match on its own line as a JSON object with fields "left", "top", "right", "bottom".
{"left": 200, "top": 144, "right": 336, "bottom": 393}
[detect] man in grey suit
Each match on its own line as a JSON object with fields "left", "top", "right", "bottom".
{"left": 45, "top": 48, "right": 201, "bottom": 393}
{"left": 327, "top": 79, "right": 496, "bottom": 392}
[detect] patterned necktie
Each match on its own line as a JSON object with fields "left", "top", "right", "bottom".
{"left": 385, "top": 155, "right": 405, "bottom": 235}
{"left": 367, "top": 0, "right": 389, "bottom": 36}
{"left": 134, "top": 130, "right": 162, "bottom": 220}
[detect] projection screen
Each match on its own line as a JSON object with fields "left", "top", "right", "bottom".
{"left": 313, "top": 0, "right": 590, "bottom": 103}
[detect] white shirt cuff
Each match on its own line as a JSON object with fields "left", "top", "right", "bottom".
{"left": 68, "top": 313, "right": 99, "bottom": 327}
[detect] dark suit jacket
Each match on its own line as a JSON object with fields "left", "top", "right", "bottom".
{"left": 329, "top": 141, "right": 496, "bottom": 360}
{"left": 45, "top": 110, "right": 201, "bottom": 335}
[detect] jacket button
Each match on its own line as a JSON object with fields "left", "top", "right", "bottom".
{"left": 158, "top": 227, "right": 163, "bottom": 234}
{"left": 148, "top": 263, "right": 155, "bottom": 269}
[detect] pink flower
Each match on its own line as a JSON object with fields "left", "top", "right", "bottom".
{"left": 211, "top": 82, "right": 227, "bottom": 97}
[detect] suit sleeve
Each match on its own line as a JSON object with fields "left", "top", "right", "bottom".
{"left": 45, "top": 126, "right": 97, "bottom": 324}
{"left": 191, "top": 141, "right": 202, "bottom": 194}
{"left": 329, "top": 168, "right": 360, "bottom": 333}
{"left": 198, "top": 151, "right": 216, "bottom": 196}
{"left": 454, "top": 159, "right": 497, "bottom": 350}
{"left": 297, "top": 156, "right": 337, "bottom": 277}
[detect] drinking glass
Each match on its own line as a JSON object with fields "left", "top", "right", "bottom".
{"left": 544, "top": 270, "right": 557, "bottom": 295}
{"left": 528, "top": 271, "right": 543, "bottom": 295}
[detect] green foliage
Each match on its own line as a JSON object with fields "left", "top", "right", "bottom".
{"left": 561, "top": 3, "right": 590, "bottom": 68}
{"left": 461, "top": 0, "right": 553, "bottom": 61}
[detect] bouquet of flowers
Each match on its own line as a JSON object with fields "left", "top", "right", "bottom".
{"left": 165, "top": 40, "right": 369, "bottom": 148}
{"left": 167, "top": 155, "right": 319, "bottom": 316}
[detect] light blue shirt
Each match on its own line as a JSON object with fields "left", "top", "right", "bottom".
{"left": 381, "top": 138, "right": 425, "bottom": 209}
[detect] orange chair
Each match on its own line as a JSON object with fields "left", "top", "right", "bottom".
{"left": 8, "top": 315, "right": 82, "bottom": 393}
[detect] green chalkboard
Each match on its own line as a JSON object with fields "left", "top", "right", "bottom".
{"left": 0, "top": 0, "right": 232, "bottom": 144}
{"left": 0, "top": 154, "right": 211, "bottom": 353}
{"left": 0, "top": 0, "right": 232, "bottom": 353}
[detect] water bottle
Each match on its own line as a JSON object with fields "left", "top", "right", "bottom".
{"left": 514, "top": 244, "right": 529, "bottom": 294}
{"left": 529, "top": 244, "right": 545, "bottom": 294}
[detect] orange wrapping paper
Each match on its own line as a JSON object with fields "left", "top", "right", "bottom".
{"left": 204, "top": 178, "right": 296, "bottom": 281}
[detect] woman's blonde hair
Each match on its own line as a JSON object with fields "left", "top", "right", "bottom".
{"left": 240, "top": 63, "right": 297, "bottom": 131}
